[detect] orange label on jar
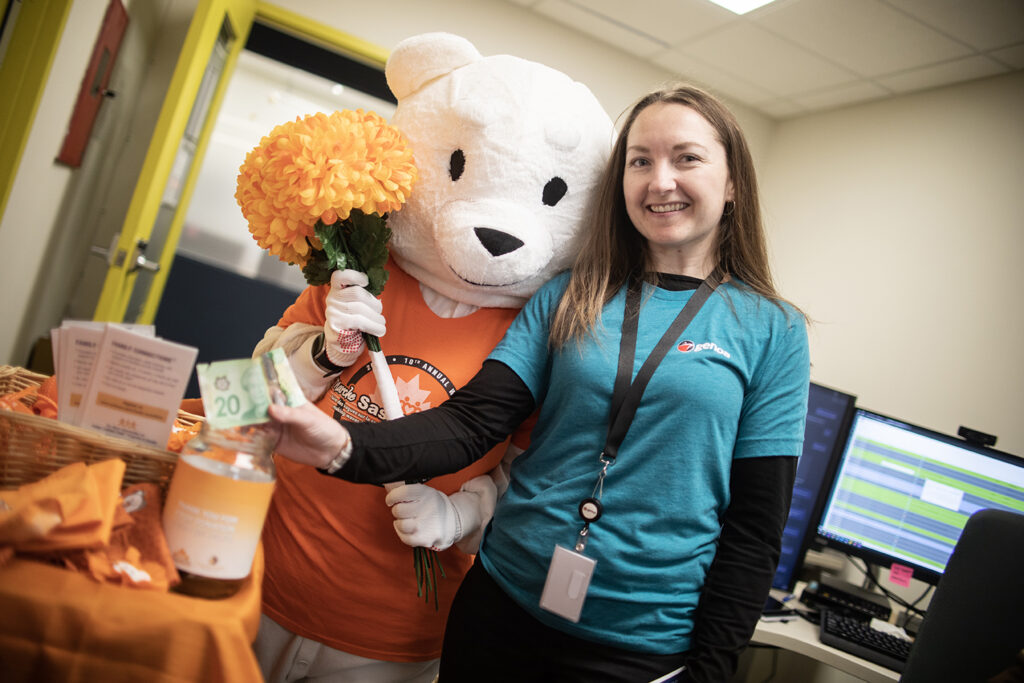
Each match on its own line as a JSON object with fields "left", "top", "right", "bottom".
{"left": 162, "top": 455, "right": 274, "bottom": 579}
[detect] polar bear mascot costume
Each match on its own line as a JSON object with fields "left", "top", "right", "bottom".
{"left": 252, "top": 32, "right": 614, "bottom": 682}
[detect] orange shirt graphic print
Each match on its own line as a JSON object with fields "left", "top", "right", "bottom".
{"left": 323, "top": 354, "right": 458, "bottom": 424}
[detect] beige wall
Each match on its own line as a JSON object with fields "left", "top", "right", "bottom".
{"left": 763, "top": 69, "right": 1024, "bottom": 456}
{"left": 2, "top": 0, "right": 1021, "bottom": 459}
{"left": 0, "top": 1, "right": 106, "bottom": 367}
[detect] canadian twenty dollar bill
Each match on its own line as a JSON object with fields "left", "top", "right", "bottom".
{"left": 196, "top": 347, "right": 307, "bottom": 430}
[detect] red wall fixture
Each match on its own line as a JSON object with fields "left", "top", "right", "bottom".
{"left": 56, "top": 0, "right": 128, "bottom": 168}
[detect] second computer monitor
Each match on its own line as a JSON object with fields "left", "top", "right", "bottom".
{"left": 772, "top": 381, "right": 857, "bottom": 591}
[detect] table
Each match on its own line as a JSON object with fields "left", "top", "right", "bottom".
{"left": 0, "top": 544, "right": 263, "bottom": 682}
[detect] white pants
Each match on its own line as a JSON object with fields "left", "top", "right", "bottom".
{"left": 254, "top": 614, "right": 440, "bottom": 683}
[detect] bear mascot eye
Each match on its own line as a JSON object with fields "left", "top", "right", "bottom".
{"left": 450, "top": 149, "right": 466, "bottom": 181}
{"left": 542, "top": 177, "right": 567, "bottom": 206}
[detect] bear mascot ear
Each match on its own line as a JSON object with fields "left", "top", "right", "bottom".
{"left": 386, "top": 32, "right": 481, "bottom": 100}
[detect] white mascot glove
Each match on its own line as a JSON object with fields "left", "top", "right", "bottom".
{"left": 321, "top": 269, "right": 387, "bottom": 368}
{"left": 385, "top": 475, "right": 497, "bottom": 553}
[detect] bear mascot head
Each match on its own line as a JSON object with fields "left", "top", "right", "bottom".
{"left": 385, "top": 32, "right": 615, "bottom": 309}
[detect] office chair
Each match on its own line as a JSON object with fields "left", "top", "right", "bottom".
{"left": 900, "top": 508, "right": 1024, "bottom": 682}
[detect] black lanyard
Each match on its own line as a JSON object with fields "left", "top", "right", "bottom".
{"left": 575, "top": 271, "right": 721, "bottom": 551}
{"left": 605, "top": 271, "right": 721, "bottom": 460}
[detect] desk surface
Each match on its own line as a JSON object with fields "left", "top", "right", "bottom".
{"left": 752, "top": 586, "right": 904, "bottom": 683}
{"left": 752, "top": 613, "right": 900, "bottom": 683}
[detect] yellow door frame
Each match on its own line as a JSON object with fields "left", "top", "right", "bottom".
{"left": 92, "top": 0, "right": 257, "bottom": 322}
{"left": 0, "top": 0, "right": 74, "bottom": 221}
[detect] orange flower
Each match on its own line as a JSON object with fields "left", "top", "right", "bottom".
{"left": 235, "top": 110, "right": 417, "bottom": 266}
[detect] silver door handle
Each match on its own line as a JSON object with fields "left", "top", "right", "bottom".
{"left": 132, "top": 253, "right": 160, "bottom": 273}
{"left": 90, "top": 232, "right": 125, "bottom": 267}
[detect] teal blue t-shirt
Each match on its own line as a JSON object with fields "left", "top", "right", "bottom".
{"left": 481, "top": 272, "right": 810, "bottom": 654}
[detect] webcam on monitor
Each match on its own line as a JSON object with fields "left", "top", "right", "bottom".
{"left": 958, "top": 425, "right": 997, "bottom": 448}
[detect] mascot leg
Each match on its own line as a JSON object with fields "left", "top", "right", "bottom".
{"left": 255, "top": 614, "right": 440, "bottom": 682}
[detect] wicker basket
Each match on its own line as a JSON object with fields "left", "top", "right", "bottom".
{"left": 0, "top": 365, "right": 202, "bottom": 493}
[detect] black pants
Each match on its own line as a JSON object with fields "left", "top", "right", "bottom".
{"left": 439, "top": 560, "right": 689, "bottom": 682}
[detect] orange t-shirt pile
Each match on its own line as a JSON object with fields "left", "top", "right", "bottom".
{"left": 0, "top": 459, "right": 180, "bottom": 590}
{"left": 0, "top": 374, "right": 203, "bottom": 588}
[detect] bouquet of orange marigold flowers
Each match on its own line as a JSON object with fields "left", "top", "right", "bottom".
{"left": 235, "top": 108, "right": 416, "bottom": 299}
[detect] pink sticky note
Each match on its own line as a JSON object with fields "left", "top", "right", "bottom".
{"left": 889, "top": 563, "right": 914, "bottom": 587}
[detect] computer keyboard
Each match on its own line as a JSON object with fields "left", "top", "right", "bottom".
{"left": 819, "top": 609, "right": 912, "bottom": 672}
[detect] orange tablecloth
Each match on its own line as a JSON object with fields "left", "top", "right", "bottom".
{"left": 0, "top": 544, "right": 263, "bottom": 682}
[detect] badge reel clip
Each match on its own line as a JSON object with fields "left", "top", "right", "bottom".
{"left": 539, "top": 454, "right": 609, "bottom": 623}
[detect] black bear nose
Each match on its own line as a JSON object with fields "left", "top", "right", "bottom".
{"left": 474, "top": 227, "right": 524, "bottom": 257}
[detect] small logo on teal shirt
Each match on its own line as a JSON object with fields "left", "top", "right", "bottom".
{"left": 677, "top": 340, "right": 732, "bottom": 359}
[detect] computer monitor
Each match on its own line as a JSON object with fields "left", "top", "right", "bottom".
{"left": 772, "top": 382, "right": 857, "bottom": 590}
{"left": 816, "top": 408, "right": 1024, "bottom": 585}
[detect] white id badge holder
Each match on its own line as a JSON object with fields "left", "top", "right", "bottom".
{"left": 540, "top": 544, "right": 596, "bottom": 622}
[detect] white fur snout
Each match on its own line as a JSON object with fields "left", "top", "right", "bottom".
{"left": 433, "top": 200, "right": 555, "bottom": 287}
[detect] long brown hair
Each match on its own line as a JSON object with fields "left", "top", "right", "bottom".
{"left": 549, "top": 83, "right": 799, "bottom": 349}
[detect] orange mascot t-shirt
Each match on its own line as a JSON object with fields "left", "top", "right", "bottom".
{"left": 261, "top": 258, "right": 525, "bottom": 661}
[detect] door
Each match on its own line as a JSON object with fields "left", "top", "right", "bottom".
{"left": 91, "top": 0, "right": 256, "bottom": 323}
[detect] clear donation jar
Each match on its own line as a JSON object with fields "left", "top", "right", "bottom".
{"left": 162, "top": 422, "right": 277, "bottom": 599}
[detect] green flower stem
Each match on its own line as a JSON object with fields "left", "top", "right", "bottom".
{"left": 413, "top": 547, "right": 445, "bottom": 610}
{"left": 311, "top": 216, "right": 445, "bottom": 605}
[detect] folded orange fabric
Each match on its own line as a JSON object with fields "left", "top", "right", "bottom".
{"left": 0, "top": 459, "right": 125, "bottom": 553}
{"left": 63, "top": 483, "right": 181, "bottom": 591}
{"left": 167, "top": 418, "right": 203, "bottom": 453}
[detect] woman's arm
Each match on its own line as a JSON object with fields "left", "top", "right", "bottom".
{"left": 269, "top": 360, "right": 535, "bottom": 484}
{"left": 681, "top": 455, "right": 797, "bottom": 682}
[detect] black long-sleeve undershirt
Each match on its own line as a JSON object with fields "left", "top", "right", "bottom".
{"left": 682, "top": 454, "right": 796, "bottom": 682}
{"left": 331, "top": 359, "right": 796, "bottom": 681}
{"left": 337, "top": 359, "right": 534, "bottom": 484}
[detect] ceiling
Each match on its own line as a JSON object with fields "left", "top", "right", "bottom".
{"left": 503, "top": 0, "right": 1024, "bottom": 119}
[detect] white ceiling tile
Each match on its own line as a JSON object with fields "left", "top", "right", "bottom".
{"left": 989, "top": 43, "right": 1024, "bottom": 69}
{"left": 755, "top": 0, "right": 972, "bottom": 77}
{"left": 888, "top": 0, "right": 1024, "bottom": 51}
{"left": 502, "top": 0, "right": 1021, "bottom": 118}
{"left": 651, "top": 48, "right": 776, "bottom": 103}
{"left": 791, "top": 80, "right": 891, "bottom": 111}
{"left": 576, "top": 0, "right": 737, "bottom": 46}
{"left": 533, "top": 0, "right": 666, "bottom": 57}
{"left": 680, "top": 22, "right": 858, "bottom": 96}
{"left": 876, "top": 55, "right": 1010, "bottom": 93}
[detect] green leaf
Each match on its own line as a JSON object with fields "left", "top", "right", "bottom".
{"left": 301, "top": 246, "right": 333, "bottom": 286}
{"left": 315, "top": 219, "right": 350, "bottom": 272}
{"left": 303, "top": 212, "right": 391, "bottom": 293}
{"left": 366, "top": 266, "right": 389, "bottom": 297}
